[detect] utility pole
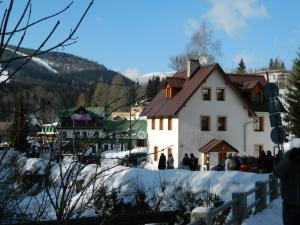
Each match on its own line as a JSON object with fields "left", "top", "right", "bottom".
{"left": 129, "top": 95, "right": 132, "bottom": 156}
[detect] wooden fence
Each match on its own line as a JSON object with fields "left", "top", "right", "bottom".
{"left": 189, "top": 174, "right": 279, "bottom": 225}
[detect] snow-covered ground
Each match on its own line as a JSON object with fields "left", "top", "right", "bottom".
{"left": 1, "top": 149, "right": 283, "bottom": 223}
{"left": 6, "top": 48, "right": 58, "bottom": 74}
{"left": 242, "top": 199, "right": 283, "bottom": 225}
{"left": 0, "top": 69, "right": 9, "bottom": 83}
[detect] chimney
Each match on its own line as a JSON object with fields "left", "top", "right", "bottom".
{"left": 187, "top": 59, "right": 199, "bottom": 78}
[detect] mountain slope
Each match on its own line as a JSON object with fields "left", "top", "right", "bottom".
{"left": 2, "top": 46, "right": 132, "bottom": 86}
{"left": 0, "top": 46, "right": 134, "bottom": 122}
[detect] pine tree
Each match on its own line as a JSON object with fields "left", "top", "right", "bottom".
{"left": 236, "top": 58, "right": 247, "bottom": 73}
{"left": 284, "top": 49, "right": 300, "bottom": 137}
{"left": 127, "top": 84, "right": 138, "bottom": 106}
{"left": 268, "top": 58, "right": 274, "bottom": 69}
{"left": 274, "top": 58, "right": 280, "bottom": 69}
{"left": 7, "top": 97, "right": 30, "bottom": 151}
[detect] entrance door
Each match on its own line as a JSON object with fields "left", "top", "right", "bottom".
{"left": 219, "top": 152, "right": 227, "bottom": 163}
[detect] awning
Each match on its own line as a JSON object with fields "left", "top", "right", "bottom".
{"left": 199, "top": 139, "right": 239, "bottom": 153}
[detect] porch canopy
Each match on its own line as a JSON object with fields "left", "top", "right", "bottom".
{"left": 199, "top": 139, "right": 239, "bottom": 153}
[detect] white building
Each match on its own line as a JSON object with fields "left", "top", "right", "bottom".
{"left": 142, "top": 60, "right": 285, "bottom": 169}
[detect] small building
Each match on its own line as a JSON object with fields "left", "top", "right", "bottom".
{"left": 55, "top": 106, "right": 147, "bottom": 154}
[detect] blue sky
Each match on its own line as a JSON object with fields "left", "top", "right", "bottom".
{"left": 7, "top": 0, "right": 300, "bottom": 79}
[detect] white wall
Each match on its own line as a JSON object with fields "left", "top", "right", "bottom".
{"left": 60, "top": 129, "right": 104, "bottom": 139}
{"left": 147, "top": 118, "right": 179, "bottom": 167}
{"left": 246, "top": 112, "right": 274, "bottom": 156}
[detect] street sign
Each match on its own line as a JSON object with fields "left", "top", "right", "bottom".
{"left": 264, "top": 83, "right": 279, "bottom": 98}
{"left": 271, "top": 127, "right": 285, "bottom": 144}
{"left": 269, "top": 113, "right": 282, "bottom": 127}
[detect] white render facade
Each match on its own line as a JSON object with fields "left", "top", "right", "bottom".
{"left": 146, "top": 65, "right": 274, "bottom": 169}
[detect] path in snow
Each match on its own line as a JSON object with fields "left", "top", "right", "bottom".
{"left": 242, "top": 199, "right": 283, "bottom": 225}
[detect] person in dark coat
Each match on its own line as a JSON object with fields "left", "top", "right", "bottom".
{"left": 182, "top": 153, "right": 189, "bottom": 166}
{"left": 158, "top": 153, "right": 166, "bottom": 170}
{"left": 257, "top": 150, "right": 267, "bottom": 173}
{"left": 275, "top": 150, "right": 283, "bottom": 165}
{"left": 265, "top": 150, "right": 275, "bottom": 173}
{"left": 189, "top": 153, "right": 196, "bottom": 170}
{"left": 167, "top": 153, "right": 174, "bottom": 169}
{"left": 233, "top": 153, "right": 240, "bottom": 170}
{"left": 274, "top": 147, "right": 300, "bottom": 225}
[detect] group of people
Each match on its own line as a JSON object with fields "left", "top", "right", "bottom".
{"left": 224, "top": 153, "right": 240, "bottom": 171}
{"left": 257, "top": 150, "right": 276, "bottom": 173}
{"left": 158, "top": 152, "right": 174, "bottom": 169}
{"left": 182, "top": 153, "right": 198, "bottom": 170}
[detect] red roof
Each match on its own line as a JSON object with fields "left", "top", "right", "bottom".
{"left": 142, "top": 64, "right": 257, "bottom": 117}
{"left": 199, "top": 139, "right": 239, "bottom": 153}
{"left": 227, "top": 74, "right": 267, "bottom": 90}
{"left": 164, "top": 77, "right": 186, "bottom": 88}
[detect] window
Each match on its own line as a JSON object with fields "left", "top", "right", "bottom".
{"left": 168, "top": 147, "right": 172, "bottom": 156}
{"left": 168, "top": 117, "right": 172, "bottom": 130}
{"left": 166, "top": 84, "right": 172, "bottom": 99}
{"left": 83, "top": 131, "right": 87, "bottom": 138}
{"left": 159, "top": 118, "right": 163, "bottom": 130}
{"left": 216, "top": 88, "right": 225, "bottom": 101}
{"left": 151, "top": 118, "right": 155, "bottom": 130}
{"left": 202, "top": 88, "right": 211, "bottom": 101}
{"left": 254, "top": 117, "right": 264, "bottom": 132}
{"left": 217, "top": 116, "right": 227, "bottom": 131}
{"left": 254, "top": 144, "right": 264, "bottom": 157}
{"left": 201, "top": 116, "right": 210, "bottom": 131}
{"left": 154, "top": 146, "right": 158, "bottom": 161}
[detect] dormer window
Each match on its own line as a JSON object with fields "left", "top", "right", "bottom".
{"left": 165, "top": 84, "right": 172, "bottom": 99}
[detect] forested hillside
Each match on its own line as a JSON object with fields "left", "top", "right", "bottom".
{"left": 0, "top": 46, "right": 135, "bottom": 122}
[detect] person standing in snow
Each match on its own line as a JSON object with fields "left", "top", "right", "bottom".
{"left": 158, "top": 153, "right": 166, "bottom": 170}
{"left": 167, "top": 153, "right": 174, "bottom": 169}
{"left": 189, "top": 153, "right": 196, "bottom": 170}
{"left": 275, "top": 149, "right": 284, "bottom": 165}
{"left": 265, "top": 150, "right": 275, "bottom": 173}
{"left": 274, "top": 147, "right": 300, "bottom": 225}
{"left": 232, "top": 153, "right": 240, "bottom": 170}
{"left": 257, "top": 150, "right": 268, "bottom": 173}
{"left": 182, "top": 153, "right": 189, "bottom": 167}
{"left": 225, "top": 153, "right": 236, "bottom": 171}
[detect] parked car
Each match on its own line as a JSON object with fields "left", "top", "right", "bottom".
{"left": 120, "top": 152, "right": 147, "bottom": 167}
{"left": 239, "top": 156, "right": 258, "bottom": 173}
{"left": 211, "top": 156, "right": 258, "bottom": 173}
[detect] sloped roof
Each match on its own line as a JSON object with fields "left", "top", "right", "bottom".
{"left": 227, "top": 74, "right": 267, "bottom": 90}
{"left": 104, "top": 120, "right": 147, "bottom": 139}
{"left": 142, "top": 64, "right": 256, "bottom": 117}
{"left": 164, "top": 77, "right": 186, "bottom": 88}
{"left": 59, "top": 106, "right": 106, "bottom": 120}
{"left": 199, "top": 139, "right": 239, "bottom": 153}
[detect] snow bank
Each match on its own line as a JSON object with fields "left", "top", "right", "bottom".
{"left": 242, "top": 199, "right": 283, "bottom": 225}
{"left": 14, "top": 156, "right": 271, "bottom": 221}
